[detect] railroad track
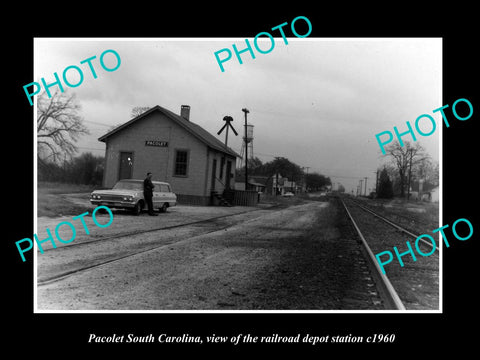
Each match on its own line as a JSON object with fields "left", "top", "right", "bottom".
{"left": 347, "top": 197, "right": 439, "bottom": 251}
{"left": 39, "top": 207, "right": 267, "bottom": 253}
{"left": 340, "top": 196, "right": 440, "bottom": 311}
{"left": 38, "top": 197, "right": 440, "bottom": 311}
{"left": 36, "top": 205, "right": 281, "bottom": 286}
{"left": 347, "top": 197, "right": 436, "bottom": 235}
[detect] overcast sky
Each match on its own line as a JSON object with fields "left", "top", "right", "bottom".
{"left": 34, "top": 38, "right": 441, "bottom": 193}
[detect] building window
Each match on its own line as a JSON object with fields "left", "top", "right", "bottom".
{"left": 174, "top": 150, "right": 189, "bottom": 176}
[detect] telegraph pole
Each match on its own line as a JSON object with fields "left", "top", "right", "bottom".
{"left": 217, "top": 116, "right": 238, "bottom": 147}
{"left": 407, "top": 148, "right": 414, "bottom": 201}
{"left": 242, "top": 108, "right": 249, "bottom": 191}
{"left": 364, "top": 177, "right": 368, "bottom": 196}
{"left": 224, "top": 121, "right": 229, "bottom": 146}
{"left": 303, "top": 166, "right": 310, "bottom": 193}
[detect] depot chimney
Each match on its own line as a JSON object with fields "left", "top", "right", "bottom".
{"left": 181, "top": 105, "right": 190, "bottom": 121}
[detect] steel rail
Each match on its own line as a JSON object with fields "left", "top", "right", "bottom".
{"left": 347, "top": 198, "right": 438, "bottom": 252}
{"left": 341, "top": 199, "right": 406, "bottom": 310}
{"left": 38, "top": 206, "right": 269, "bottom": 253}
{"left": 37, "top": 203, "right": 289, "bottom": 285}
{"left": 37, "top": 223, "right": 235, "bottom": 286}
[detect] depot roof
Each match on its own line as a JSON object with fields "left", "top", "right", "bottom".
{"left": 98, "top": 105, "right": 240, "bottom": 158}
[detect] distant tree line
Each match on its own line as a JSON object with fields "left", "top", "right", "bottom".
{"left": 305, "top": 172, "right": 332, "bottom": 191}
{"left": 376, "top": 141, "right": 439, "bottom": 199}
{"left": 39, "top": 152, "right": 104, "bottom": 186}
{"left": 237, "top": 156, "right": 331, "bottom": 191}
{"left": 37, "top": 90, "right": 89, "bottom": 163}
{"left": 377, "top": 168, "right": 394, "bottom": 198}
{"left": 36, "top": 89, "right": 103, "bottom": 185}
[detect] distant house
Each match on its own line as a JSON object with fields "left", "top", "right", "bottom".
{"left": 272, "top": 174, "right": 286, "bottom": 195}
{"left": 430, "top": 186, "right": 439, "bottom": 202}
{"left": 419, "top": 186, "right": 439, "bottom": 202}
{"left": 98, "top": 105, "right": 240, "bottom": 205}
{"left": 284, "top": 179, "right": 299, "bottom": 193}
{"left": 235, "top": 178, "right": 267, "bottom": 193}
{"left": 235, "top": 173, "right": 303, "bottom": 195}
{"left": 409, "top": 191, "right": 419, "bottom": 201}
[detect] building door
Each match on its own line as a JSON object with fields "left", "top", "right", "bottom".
{"left": 225, "top": 160, "right": 232, "bottom": 189}
{"left": 211, "top": 159, "right": 217, "bottom": 192}
{"left": 119, "top": 152, "right": 133, "bottom": 180}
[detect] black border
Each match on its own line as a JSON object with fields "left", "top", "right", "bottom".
{"left": 7, "top": 5, "right": 479, "bottom": 355}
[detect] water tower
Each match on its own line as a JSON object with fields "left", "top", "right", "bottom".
{"left": 238, "top": 123, "right": 254, "bottom": 169}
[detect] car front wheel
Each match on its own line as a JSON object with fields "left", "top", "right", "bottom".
{"left": 132, "top": 201, "right": 143, "bottom": 215}
{"left": 160, "top": 203, "right": 168, "bottom": 213}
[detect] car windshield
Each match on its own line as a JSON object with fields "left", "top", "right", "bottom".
{"left": 113, "top": 181, "right": 143, "bottom": 190}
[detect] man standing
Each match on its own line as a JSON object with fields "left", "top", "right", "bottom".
{"left": 143, "top": 172, "right": 157, "bottom": 216}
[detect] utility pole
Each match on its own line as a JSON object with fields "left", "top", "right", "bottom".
{"left": 217, "top": 115, "right": 238, "bottom": 147}
{"left": 364, "top": 177, "right": 368, "bottom": 196}
{"left": 359, "top": 179, "right": 363, "bottom": 197}
{"left": 276, "top": 172, "right": 279, "bottom": 196}
{"left": 407, "top": 148, "right": 413, "bottom": 201}
{"left": 224, "top": 121, "right": 229, "bottom": 146}
{"left": 303, "top": 166, "right": 310, "bottom": 193}
{"left": 242, "top": 108, "right": 249, "bottom": 191}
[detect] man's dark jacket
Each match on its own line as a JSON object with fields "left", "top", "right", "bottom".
{"left": 143, "top": 178, "right": 154, "bottom": 195}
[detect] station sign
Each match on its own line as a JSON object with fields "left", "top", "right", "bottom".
{"left": 145, "top": 140, "right": 168, "bottom": 147}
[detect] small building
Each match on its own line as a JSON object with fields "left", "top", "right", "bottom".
{"left": 235, "top": 175, "right": 267, "bottom": 192}
{"left": 272, "top": 173, "right": 285, "bottom": 195}
{"left": 98, "top": 105, "right": 240, "bottom": 205}
{"left": 235, "top": 180, "right": 266, "bottom": 193}
{"left": 429, "top": 186, "right": 440, "bottom": 203}
{"left": 417, "top": 184, "right": 440, "bottom": 203}
{"left": 283, "top": 179, "right": 297, "bottom": 193}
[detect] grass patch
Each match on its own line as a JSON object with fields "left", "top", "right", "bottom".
{"left": 37, "top": 182, "right": 96, "bottom": 218}
{"left": 355, "top": 196, "right": 439, "bottom": 234}
{"left": 38, "top": 181, "right": 101, "bottom": 194}
{"left": 259, "top": 193, "right": 309, "bottom": 207}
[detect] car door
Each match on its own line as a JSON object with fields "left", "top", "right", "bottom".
{"left": 152, "top": 182, "right": 161, "bottom": 208}
{"left": 156, "top": 184, "right": 172, "bottom": 204}
{"left": 157, "top": 184, "right": 168, "bottom": 204}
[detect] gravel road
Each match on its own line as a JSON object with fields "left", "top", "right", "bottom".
{"left": 36, "top": 199, "right": 385, "bottom": 311}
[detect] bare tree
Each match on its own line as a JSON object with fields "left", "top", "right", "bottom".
{"left": 131, "top": 106, "right": 151, "bottom": 118}
{"left": 414, "top": 157, "right": 439, "bottom": 188}
{"left": 383, "top": 141, "right": 429, "bottom": 198}
{"left": 37, "top": 90, "right": 89, "bottom": 164}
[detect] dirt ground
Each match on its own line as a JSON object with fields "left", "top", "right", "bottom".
{"left": 36, "top": 197, "right": 384, "bottom": 311}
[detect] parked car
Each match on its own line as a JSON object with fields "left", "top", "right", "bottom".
{"left": 282, "top": 192, "right": 294, "bottom": 197}
{"left": 90, "top": 179, "right": 177, "bottom": 215}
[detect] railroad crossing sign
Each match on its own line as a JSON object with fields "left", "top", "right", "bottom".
{"left": 217, "top": 115, "right": 238, "bottom": 146}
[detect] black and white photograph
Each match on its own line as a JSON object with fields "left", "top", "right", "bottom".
{"left": 33, "top": 38, "right": 441, "bottom": 312}
{"left": 6, "top": 6, "right": 479, "bottom": 355}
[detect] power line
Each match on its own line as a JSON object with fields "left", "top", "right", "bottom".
{"left": 254, "top": 151, "right": 278, "bottom": 158}
{"left": 326, "top": 174, "right": 368, "bottom": 180}
{"left": 83, "top": 120, "right": 113, "bottom": 127}
{"left": 247, "top": 152, "right": 373, "bottom": 180}
{"left": 77, "top": 146, "right": 105, "bottom": 151}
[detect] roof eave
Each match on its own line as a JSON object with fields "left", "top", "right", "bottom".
{"left": 98, "top": 106, "right": 161, "bottom": 142}
{"left": 97, "top": 106, "right": 241, "bottom": 158}
{"left": 207, "top": 145, "right": 241, "bottom": 158}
